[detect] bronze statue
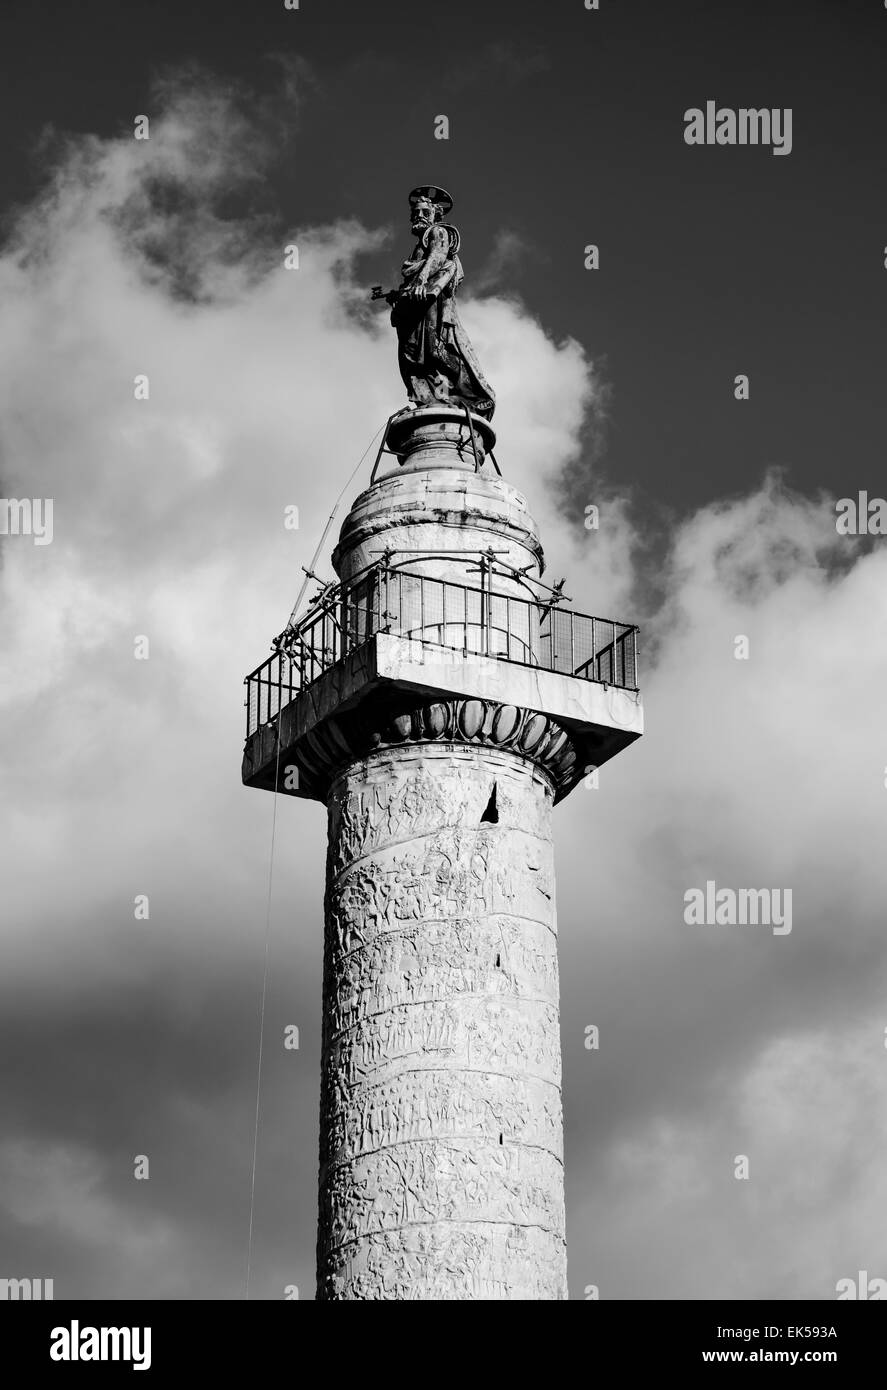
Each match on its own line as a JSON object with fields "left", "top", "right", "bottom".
{"left": 373, "top": 186, "right": 495, "bottom": 420}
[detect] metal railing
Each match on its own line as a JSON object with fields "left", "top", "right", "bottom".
{"left": 245, "top": 565, "right": 638, "bottom": 738}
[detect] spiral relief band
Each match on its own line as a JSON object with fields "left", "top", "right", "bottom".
{"left": 317, "top": 742, "right": 568, "bottom": 1300}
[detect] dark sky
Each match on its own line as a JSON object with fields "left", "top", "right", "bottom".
{"left": 3, "top": 0, "right": 885, "bottom": 516}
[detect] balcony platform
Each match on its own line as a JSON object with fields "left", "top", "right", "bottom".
{"left": 242, "top": 631, "right": 643, "bottom": 805}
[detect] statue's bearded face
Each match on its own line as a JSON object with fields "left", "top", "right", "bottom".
{"left": 410, "top": 198, "right": 436, "bottom": 235}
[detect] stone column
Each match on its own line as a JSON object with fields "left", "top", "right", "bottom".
{"left": 241, "top": 404, "right": 643, "bottom": 1299}
{"left": 316, "top": 737, "right": 567, "bottom": 1300}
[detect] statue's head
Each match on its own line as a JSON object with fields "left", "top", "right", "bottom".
{"left": 409, "top": 185, "right": 453, "bottom": 236}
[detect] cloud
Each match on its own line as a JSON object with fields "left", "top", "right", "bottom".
{"left": 472, "top": 229, "right": 535, "bottom": 294}
{"left": 558, "top": 477, "right": 887, "bottom": 1297}
{"left": 1, "top": 70, "right": 884, "bottom": 1301}
{"left": 573, "top": 1023, "right": 887, "bottom": 1299}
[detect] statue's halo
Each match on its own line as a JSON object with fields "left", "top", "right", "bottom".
{"left": 408, "top": 185, "right": 454, "bottom": 217}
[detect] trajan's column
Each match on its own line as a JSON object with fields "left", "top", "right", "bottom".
{"left": 242, "top": 186, "right": 643, "bottom": 1300}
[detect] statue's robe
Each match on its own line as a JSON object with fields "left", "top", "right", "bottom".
{"left": 391, "top": 224, "right": 495, "bottom": 420}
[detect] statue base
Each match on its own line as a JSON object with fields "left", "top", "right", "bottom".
{"left": 385, "top": 405, "right": 497, "bottom": 475}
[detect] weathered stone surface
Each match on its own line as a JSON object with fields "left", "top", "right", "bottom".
{"left": 332, "top": 463, "right": 544, "bottom": 587}
{"left": 317, "top": 746, "right": 568, "bottom": 1300}
{"left": 321, "top": 1217, "right": 565, "bottom": 1302}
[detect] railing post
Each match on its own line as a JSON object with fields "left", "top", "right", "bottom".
{"left": 488, "top": 553, "right": 497, "bottom": 656}
{"left": 489, "top": 558, "right": 494, "bottom": 656}
{"left": 478, "top": 556, "right": 487, "bottom": 655}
